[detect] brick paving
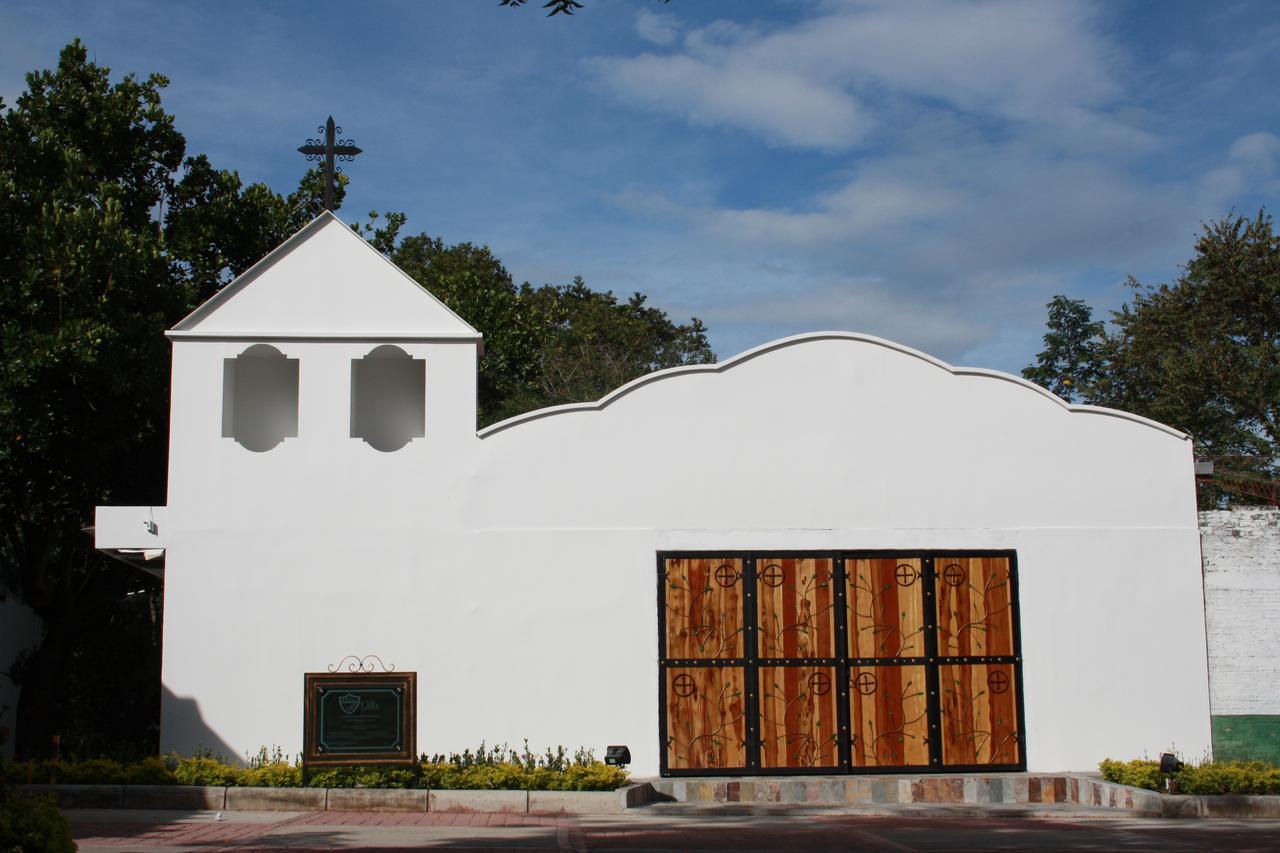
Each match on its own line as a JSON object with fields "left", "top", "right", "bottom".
{"left": 68, "top": 808, "right": 1280, "bottom": 851}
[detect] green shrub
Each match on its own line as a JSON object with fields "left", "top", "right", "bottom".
{"left": 1179, "top": 760, "right": 1280, "bottom": 795}
{"left": 0, "top": 793, "right": 76, "bottom": 853}
{"left": 58, "top": 757, "right": 126, "bottom": 785}
{"left": 124, "top": 756, "right": 177, "bottom": 786}
{"left": 1100, "top": 757, "right": 1280, "bottom": 795}
{"left": 1099, "top": 759, "right": 1164, "bottom": 791}
{"left": 548, "top": 763, "right": 629, "bottom": 791}
{"left": 307, "top": 766, "right": 418, "bottom": 789}
{"left": 20, "top": 741, "right": 628, "bottom": 792}
{"left": 415, "top": 759, "right": 624, "bottom": 791}
{"left": 173, "top": 756, "right": 239, "bottom": 787}
{"left": 237, "top": 762, "right": 301, "bottom": 788}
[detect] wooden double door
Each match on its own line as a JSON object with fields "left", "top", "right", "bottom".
{"left": 659, "top": 552, "right": 1025, "bottom": 775}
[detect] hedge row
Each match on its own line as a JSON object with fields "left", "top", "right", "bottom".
{"left": 1100, "top": 758, "right": 1280, "bottom": 795}
{"left": 2, "top": 743, "right": 629, "bottom": 792}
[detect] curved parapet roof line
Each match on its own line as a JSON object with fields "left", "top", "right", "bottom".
{"left": 476, "top": 331, "right": 1189, "bottom": 441}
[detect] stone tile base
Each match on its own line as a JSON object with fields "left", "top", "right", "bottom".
{"left": 647, "top": 774, "right": 1159, "bottom": 811}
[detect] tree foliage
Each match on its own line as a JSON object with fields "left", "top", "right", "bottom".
{"left": 1024, "top": 211, "right": 1280, "bottom": 500}
{"left": 0, "top": 41, "right": 335, "bottom": 757}
{"left": 1020, "top": 295, "right": 1104, "bottom": 403}
{"left": 1097, "top": 212, "right": 1280, "bottom": 471}
{"left": 375, "top": 215, "right": 714, "bottom": 427}
{"left": 2, "top": 41, "right": 715, "bottom": 758}
{"left": 499, "top": 0, "right": 669, "bottom": 17}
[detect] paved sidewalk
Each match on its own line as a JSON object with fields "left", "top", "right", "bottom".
{"left": 67, "top": 807, "right": 1280, "bottom": 851}
{"left": 69, "top": 809, "right": 572, "bottom": 852}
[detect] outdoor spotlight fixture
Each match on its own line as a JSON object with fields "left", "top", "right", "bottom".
{"left": 604, "top": 745, "right": 631, "bottom": 766}
{"left": 1159, "top": 752, "right": 1183, "bottom": 775}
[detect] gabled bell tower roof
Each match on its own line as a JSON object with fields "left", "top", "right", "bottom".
{"left": 169, "top": 210, "right": 480, "bottom": 342}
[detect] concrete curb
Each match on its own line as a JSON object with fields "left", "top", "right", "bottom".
{"left": 225, "top": 786, "right": 327, "bottom": 811}
{"left": 21, "top": 784, "right": 124, "bottom": 809}
{"left": 123, "top": 785, "right": 225, "bottom": 810}
{"left": 325, "top": 788, "right": 429, "bottom": 812}
{"left": 24, "top": 779, "right": 1280, "bottom": 818}
{"left": 430, "top": 790, "right": 528, "bottom": 814}
{"left": 24, "top": 783, "right": 646, "bottom": 815}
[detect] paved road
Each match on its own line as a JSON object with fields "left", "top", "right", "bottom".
{"left": 66, "top": 808, "right": 1280, "bottom": 852}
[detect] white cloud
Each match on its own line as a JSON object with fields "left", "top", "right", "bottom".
{"left": 590, "top": 0, "right": 1133, "bottom": 153}
{"left": 635, "top": 9, "right": 679, "bottom": 46}
{"left": 1200, "top": 132, "right": 1280, "bottom": 204}
{"left": 700, "top": 276, "right": 994, "bottom": 358}
{"left": 586, "top": 52, "right": 870, "bottom": 149}
{"left": 1228, "top": 131, "right": 1280, "bottom": 172}
{"left": 583, "top": 0, "right": 1214, "bottom": 367}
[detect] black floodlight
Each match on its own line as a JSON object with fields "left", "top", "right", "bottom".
{"left": 605, "top": 745, "right": 631, "bottom": 766}
{"left": 1159, "top": 752, "right": 1183, "bottom": 775}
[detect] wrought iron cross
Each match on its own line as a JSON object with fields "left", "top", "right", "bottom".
{"left": 297, "top": 116, "right": 362, "bottom": 211}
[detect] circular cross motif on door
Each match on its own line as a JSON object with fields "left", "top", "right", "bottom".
{"left": 713, "top": 564, "right": 738, "bottom": 588}
{"left": 943, "top": 563, "right": 966, "bottom": 587}
{"left": 672, "top": 674, "right": 697, "bottom": 698}
{"left": 852, "top": 671, "right": 878, "bottom": 695}
{"left": 894, "top": 564, "right": 918, "bottom": 587}
{"left": 808, "top": 671, "right": 831, "bottom": 696}
{"left": 987, "top": 670, "right": 1010, "bottom": 694}
{"left": 759, "top": 563, "right": 785, "bottom": 588}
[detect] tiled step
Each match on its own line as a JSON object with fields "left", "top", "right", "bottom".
{"left": 645, "top": 774, "right": 1145, "bottom": 809}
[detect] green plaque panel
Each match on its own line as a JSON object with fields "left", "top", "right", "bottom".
{"left": 1211, "top": 714, "right": 1280, "bottom": 764}
{"left": 304, "top": 672, "right": 416, "bottom": 766}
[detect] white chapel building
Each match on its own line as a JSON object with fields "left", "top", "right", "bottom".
{"left": 95, "top": 211, "right": 1212, "bottom": 777}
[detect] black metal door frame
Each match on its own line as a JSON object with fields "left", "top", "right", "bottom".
{"left": 657, "top": 549, "right": 1026, "bottom": 776}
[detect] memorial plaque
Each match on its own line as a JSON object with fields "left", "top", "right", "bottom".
{"left": 303, "top": 672, "right": 416, "bottom": 766}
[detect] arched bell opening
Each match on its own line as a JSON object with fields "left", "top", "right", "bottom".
{"left": 222, "top": 344, "right": 299, "bottom": 452}
{"left": 350, "top": 345, "right": 425, "bottom": 452}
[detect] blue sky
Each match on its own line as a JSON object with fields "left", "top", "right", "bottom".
{"left": 2, "top": 0, "right": 1278, "bottom": 373}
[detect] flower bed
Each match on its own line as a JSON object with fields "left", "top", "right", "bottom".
{"left": 3, "top": 742, "right": 629, "bottom": 792}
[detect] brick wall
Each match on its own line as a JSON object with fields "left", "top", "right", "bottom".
{"left": 1199, "top": 508, "right": 1280, "bottom": 762}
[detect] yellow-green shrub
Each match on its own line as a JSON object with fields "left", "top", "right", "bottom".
{"left": 307, "top": 765, "right": 417, "bottom": 789}
{"left": 1179, "top": 761, "right": 1280, "bottom": 795}
{"left": 547, "top": 763, "right": 628, "bottom": 791}
{"left": 416, "top": 760, "right": 625, "bottom": 791}
{"left": 14, "top": 741, "right": 629, "bottom": 792}
{"left": 1100, "top": 757, "right": 1280, "bottom": 795}
{"left": 173, "top": 756, "right": 238, "bottom": 787}
{"left": 57, "top": 757, "right": 126, "bottom": 784}
{"left": 237, "top": 762, "right": 301, "bottom": 788}
{"left": 124, "top": 756, "right": 177, "bottom": 785}
{"left": 1099, "top": 759, "right": 1163, "bottom": 791}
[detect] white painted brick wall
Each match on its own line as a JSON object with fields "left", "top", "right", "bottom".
{"left": 1200, "top": 509, "right": 1280, "bottom": 715}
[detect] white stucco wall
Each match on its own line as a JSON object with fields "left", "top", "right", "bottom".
{"left": 121, "top": 214, "right": 1213, "bottom": 775}
{"left": 153, "top": 327, "right": 1210, "bottom": 774}
{"left": 1200, "top": 508, "right": 1280, "bottom": 717}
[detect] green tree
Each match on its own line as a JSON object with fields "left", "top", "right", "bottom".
{"left": 0, "top": 41, "right": 335, "bottom": 757}
{"left": 1096, "top": 212, "right": 1280, "bottom": 477}
{"left": 1021, "top": 295, "right": 1104, "bottom": 403}
{"left": 518, "top": 278, "right": 714, "bottom": 414}
{"left": 2, "top": 40, "right": 715, "bottom": 758}
{"left": 373, "top": 216, "right": 715, "bottom": 426}
{"left": 1023, "top": 211, "right": 1280, "bottom": 503}
{"left": 499, "top": 0, "right": 669, "bottom": 17}
{"left": 385, "top": 229, "right": 543, "bottom": 426}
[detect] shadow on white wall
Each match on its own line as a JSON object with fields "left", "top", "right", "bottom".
{"left": 350, "top": 345, "right": 425, "bottom": 452}
{"left": 222, "top": 344, "right": 299, "bottom": 452}
{"left": 161, "top": 685, "right": 242, "bottom": 763}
